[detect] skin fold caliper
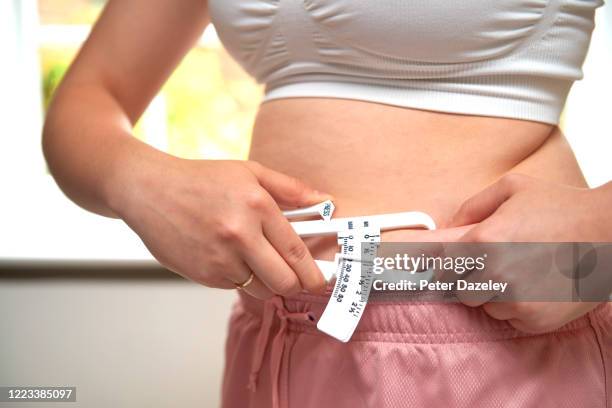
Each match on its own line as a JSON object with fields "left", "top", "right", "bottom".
{"left": 284, "top": 200, "right": 436, "bottom": 342}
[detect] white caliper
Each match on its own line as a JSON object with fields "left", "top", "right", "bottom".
{"left": 284, "top": 200, "right": 436, "bottom": 342}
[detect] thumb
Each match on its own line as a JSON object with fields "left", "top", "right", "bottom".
{"left": 448, "top": 174, "right": 528, "bottom": 227}
{"left": 245, "top": 161, "right": 332, "bottom": 207}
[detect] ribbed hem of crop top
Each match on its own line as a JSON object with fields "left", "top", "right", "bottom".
{"left": 210, "top": 0, "right": 605, "bottom": 126}
{"left": 263, "top": 76, "right": 568, "bottom": 126}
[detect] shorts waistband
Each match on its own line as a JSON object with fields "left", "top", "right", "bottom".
{"left": 237, "top": 291, "right": 611, "bottom": 343}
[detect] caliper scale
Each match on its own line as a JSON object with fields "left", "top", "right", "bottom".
{"left": 284, "top": 200, "right": 436, "bottom": 342}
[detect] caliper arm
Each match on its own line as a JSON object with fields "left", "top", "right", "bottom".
{"left": 284, "top": 200, "right": 437, "bottom": 281}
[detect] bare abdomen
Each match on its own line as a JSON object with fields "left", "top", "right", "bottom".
{"left": 248, "top": 98, "right": 587, "bottom": 259}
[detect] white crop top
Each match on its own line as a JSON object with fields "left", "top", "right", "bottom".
{"left": 209, "top": 0, "right": 605, "bottom": 125}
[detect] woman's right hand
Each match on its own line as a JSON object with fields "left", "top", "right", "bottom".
{"left": 111, "top": 156, "right": 331, "bottom": 299}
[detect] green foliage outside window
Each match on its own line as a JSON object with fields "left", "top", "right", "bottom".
{"left": 39, "top": 0, "right": 261, "bottom": 160}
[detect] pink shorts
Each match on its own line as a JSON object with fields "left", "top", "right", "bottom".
{"left": 221, "top": 291, "right": 611, "bottom": 408}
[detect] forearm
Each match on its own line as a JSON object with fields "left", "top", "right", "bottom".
{"left": 42, "top": 83, "right": 171, "bottom": 218}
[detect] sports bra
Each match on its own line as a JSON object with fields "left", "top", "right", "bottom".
{"left": 208, "top": 0, "right": 605, "bottom": 125}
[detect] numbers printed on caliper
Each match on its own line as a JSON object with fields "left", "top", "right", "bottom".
{"left": 286, "top": 200, "right": 437, "bottom": 343}
{"left": 335, "top": 259, "right": 366, "bottom": 319}
{"left": 317, "top": 227, "right": 381, "bottom": 342}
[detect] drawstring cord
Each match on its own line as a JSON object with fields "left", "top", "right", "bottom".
{"left": 248, "top": 296, "right": 315, "bottom": 408}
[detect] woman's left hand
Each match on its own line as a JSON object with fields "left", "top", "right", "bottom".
{"left": 447, "top": 173, "right": 612, "bottom": 333}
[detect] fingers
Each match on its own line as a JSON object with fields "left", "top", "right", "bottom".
{"left": 455, "top": 287, "right": 497, "bottom": 307}
{"left": 216, "top": 212, "right": 305, "bottom": 296}
{"left": 214, "top": 177, "right": 325, "bottom": 296}
{"left": 245, "top": 161, "right": 332, "bottom": 208}
{"left": 482, "top": 303, "right": 542, "bottom": 333}
{"left": 237, "top": 186, "right": 325, "bottom": 295}
{"left": 482, "top": 302, "right": 517, "bottom": 321}
{"left": 241, "top": 237, "right": 304, "bottom": 296}
{"left": 492, "top": 302, "right": 598, "bottom": 334}
{"left": 224, "top": 259, "right": 275, "bottom": 300}
{"left": 448, "top": 173, "right": 531, "bottom": 228}
{"left": 190, "top": 248, "right": 274, "bottom": 298}
{"left": 261, "top": 206, "right": 326, "bottom": 294}
{"left": 483, "top": 302, "right": 570, "bottom": 333}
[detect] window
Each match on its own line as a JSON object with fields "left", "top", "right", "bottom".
{"left": 38, "top": 0, "right": 262, "bottom": 160}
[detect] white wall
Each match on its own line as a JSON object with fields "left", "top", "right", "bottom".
{"left": 0, "top": 278, "right": 236, "bottom": 408}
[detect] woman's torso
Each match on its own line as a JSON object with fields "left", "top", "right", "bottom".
{"left": 208, "top": 0, "right": 600, "bottom": 260}
{"left": 249, "top": 99, "right": 587, "bottom": 260}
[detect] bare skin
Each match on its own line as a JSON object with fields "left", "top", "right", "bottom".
{"left": 249, "top": 98, "right": 590, "bottom": 260}
{"left": 43, "top": 0, "right": 612, "bottom": 333}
